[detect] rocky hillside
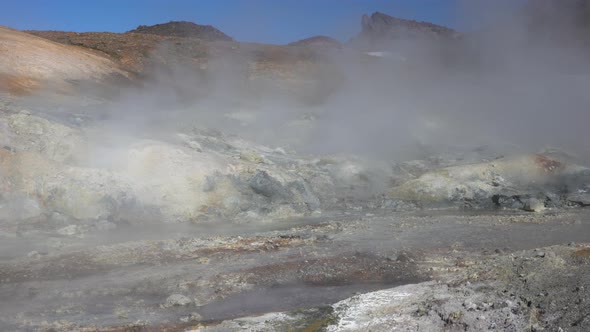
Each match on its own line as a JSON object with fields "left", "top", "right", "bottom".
{"left": 27, "top": 30, "right": 211, "bottom": 74}
{"left": 22, "top": 13, "right": 461, "bottom": 97}
{"left": 128, "top": 21, "right": 233, "bottom": 41}
{"left": 24, "top": 30, "right": 338, "bottom": 104}
{"left": 350, "top": 11, "right": 459, "bottom": 50}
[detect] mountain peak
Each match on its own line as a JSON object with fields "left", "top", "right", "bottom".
{"left": 361, "top": 12, "right": 458, "bottom": 40}
{"left": 128, "top": 21, "right": 233, "bottom": 41}
{"left": 350, "top": 12, "right": 459, "bottom": 51}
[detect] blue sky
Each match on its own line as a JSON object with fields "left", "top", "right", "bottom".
{"left": 1, "top": 0, "right": 524, "bottom": 44}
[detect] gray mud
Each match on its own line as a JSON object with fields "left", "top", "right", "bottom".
{"left": 1, "top": 209, "right": 589, "bottom": 331}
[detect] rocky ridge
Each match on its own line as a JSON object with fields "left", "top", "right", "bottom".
{"left": 350, "top": 11, "right": 460, "bottom": 50}
{"left": 128, "top": 21, "right": 233, "bottom": 42}
{"left": 288, "top": 36, "right": 343, "bottom": 49}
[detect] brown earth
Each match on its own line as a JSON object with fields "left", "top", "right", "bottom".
{"left": 27, "top": 30, "right": 214, "bottom": 75}
{"left": 22, "top": 29, "right": 341, "bottom": 105}
{"left": 0, "top": 26, "right": 129, "bottom": 95}
{"left": 26, "top": 30, "right": 328, "bottom": 75}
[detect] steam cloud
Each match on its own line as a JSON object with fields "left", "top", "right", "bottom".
{"left": 74, "top": 1, "right": 590, "bottom": 166}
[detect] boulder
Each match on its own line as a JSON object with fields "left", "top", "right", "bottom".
{"left": 248, "top": 170, "right": 292, "bottom": 201}
{"left": 567, "top": 192, "right": 590, "bottom": 206}
{"left": 163, "top": 294, "right": 193, "bottom": 308}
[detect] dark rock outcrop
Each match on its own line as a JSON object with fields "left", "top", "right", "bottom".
{"left": 362, "top": 12, "right": 457, "bottom": 40}
{"left": 248, "top": 170, "right": 292, "bottom": 201}
{"left": 128, "top": 21, "right": 233, "bottom": 42}
{"left": 351, "top": 12, "right": 459, "bottom": 50}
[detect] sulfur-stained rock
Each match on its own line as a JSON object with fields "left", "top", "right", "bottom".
{"left": 120, "top": 141, "right": 239, "bottom": 221}
{"left": 2, "top": 112, "right": 85, "bottom": 163}
{"left": 239, "top": 149, "right": 265, "bottom": 164}
{"left": 389, "top": 154, "right": 590, "bottom": 210}
{"left": 163, "top": 294, "right": 193, "bottom": 308}
{"left": 0, "top": 149, "right": 135, "bottom": 221}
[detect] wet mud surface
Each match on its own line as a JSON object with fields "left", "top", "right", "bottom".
{"left": 0, "top": 208, "right": 589, "bottom": 331}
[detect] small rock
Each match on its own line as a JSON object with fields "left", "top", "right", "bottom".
{"left": 569, "top": 242, "right": 576, "bottom": 247}
{"left": 27, "top": 251, "right": 41, "bottom": 259}
{"left": 523, "top": 198, "right": 546, "bottom": 212}
{"left": 186, "top": 140, "right": 203, "bottom": 151}
{"left": 164, "top": 294, "right": 192, "bottom": 308}
{"left": 396, "top": 252, "right": 414, "bottom": 263}
{"left": 463, "top": 300, "right": 477, "bottom": 311}
{"left": 315, "top": 234, "right": 334, "bottom": 241}
{"left": 535, "top": 251, "right": 546, "bottom": 258}
{"left": 57, "top": 225, "right": 78, "bottom": 236}
{"left": 188, "top": 312, "right": 202, "bottom": 321}
{"left": 477, "top": 302, "right": 492, "bottom": 311}
{"left": 240, "top": 150, "right": 264, "bottom": 163}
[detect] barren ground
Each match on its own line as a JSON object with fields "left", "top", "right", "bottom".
{"left": 1, "top": 208, "right": 588, "bottom": 331}
{"left": 1, "top": 12, "right": 590, "bottom": 331}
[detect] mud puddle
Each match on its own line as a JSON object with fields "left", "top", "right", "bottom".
{"left": 197, "top": 282, "right": 411, "bottom": 322}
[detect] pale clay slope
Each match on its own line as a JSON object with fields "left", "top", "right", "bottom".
{"left": 0, "top": 26, "right": 126, "bottom": 83}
